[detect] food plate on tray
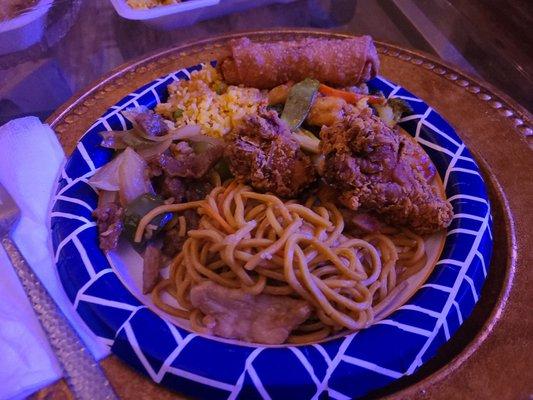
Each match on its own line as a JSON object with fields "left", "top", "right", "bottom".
{"left": 50, "top": 34, "right": 493, "bottom": 399}
{"left": 108, "top": 0, "right": 296, "bottom": 30}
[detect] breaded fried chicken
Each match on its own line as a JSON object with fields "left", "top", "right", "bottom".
{"left": 320, "top": 114, "right": 453, "bottom": 234}
{"left": 225, "top": 110, "right": 316, "bottom": 198}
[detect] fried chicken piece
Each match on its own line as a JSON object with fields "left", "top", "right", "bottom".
{"left": 225, "top": 110, "right": 316, "bottom": 198}
{"left": 398, "top": 130, "right": 436, "bottom": 182}
{"left": 190, "top": 281, "right": 312, "bottom": 344}
{"left": 320, "top": 115, "right": 453, "bottom": 234}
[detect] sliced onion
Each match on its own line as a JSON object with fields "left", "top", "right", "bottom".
{"left": 100, "top": 130, "right": 146, "bottom": 149}
{"left": 89, "top": 147, "right": 152, "bottom": 205}
{"left": 293, "top": 129, "right": 320, "bottom": 154}
{"left": 136, "top": 139, "right": 172, "bottom": 160}
{"left": 118, "top": 147, "right": 152, "bottom": 206}
{"left": 100, "top": 131, "right": 127, "bottom": 149}
{"left": 100, "top": 130, "right": 172, "bottom": 159}
{"left": 97, "top": 190, "right": 118, "bottom": 208}
{"left": 122, "top": 107, "right": 205, "bottom": 143}
{"left": 133, "top": 123, "right": 207, "bottom": 143}
{"left": 122, "top": 105, "right": 214, "bottom": 144}
{"left": 121, "top": 106, "right": 150, "bottom": 133}
{"left": 164, "top": 124, "right": 202, "bottom": 141}
{"left": 88, "top": 153, "right": 123, "bottom": 191}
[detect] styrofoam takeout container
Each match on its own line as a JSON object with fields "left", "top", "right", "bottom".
{"left": 109, "top": 0, "right": 295, "bottom": 30}
{"left": 0, "top": 0, "right": 52, "bottom": 55}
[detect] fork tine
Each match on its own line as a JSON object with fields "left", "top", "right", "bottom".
{"left": 0, "top": 183, "right": 20, "bottom": 236}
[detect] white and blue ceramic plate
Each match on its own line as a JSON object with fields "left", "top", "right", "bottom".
{"left": 50, "top": 63, "right": 493, "bottom": 399}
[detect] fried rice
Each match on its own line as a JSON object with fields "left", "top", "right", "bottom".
{"left": 156, "top": 65, "right": 267, "bottom": 138}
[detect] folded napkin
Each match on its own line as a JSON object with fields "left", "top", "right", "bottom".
{"left": 0, "top": 117, "right": 110, "bottom": 400}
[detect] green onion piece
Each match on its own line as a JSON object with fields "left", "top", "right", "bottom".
{"left": 122, "top": 194, "right": 173, "bottom": 243}
{"left": 267, "top": 103, "right": 284, "bottom": 116}
{"left": 213, "top": 81, "right": 228, "bottom": 95}
{"left": 214, "top": 159, "right": 233, "bottom": 180}
{"left": 172, "top": 108, "right": 184, "bottom": 120}
{"left": 281, "top": 78, "right": 320, "bottom": 131}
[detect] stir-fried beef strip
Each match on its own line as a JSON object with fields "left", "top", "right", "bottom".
{"left": 160, "top": 176, "right": 187, "bottom": 201}
{"left": 161, "top": 209, "right": 197, "bottom": 258}
{"left": 147, "top": 158, "right": 187, "bottom": 202}
{"left": 184, "top": 179, "right": 215, "bottom": 201}
{"left": 142, "top": 243, "right": 162, "bottom": 294}
{"left": 225, "top": 110, "right": 316, "bottom": 198}
{"left": 144, "top": 139, "right": 221, "bottom": 260}
{"left": 320, "top": 114, "right": 453, "bottom": 234}
{"left": 160, "top": 179, "right": 213, "bottom": 258}
{"left": 124, "top": 106, "right": 169, "bottom": 137}
{"left": 190, "top": 281, "right": 312, "bottom": 345}
{"left": 340, "top": 209, "right": 387, "bottom": 234}
{"left": 157, "top": 141, "right": 224, "bottom": 179}
{"left": 93, "top": 202, "right": 124, "bottom": 252}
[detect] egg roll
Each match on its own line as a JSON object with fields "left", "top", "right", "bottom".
{"left": 220, "top": 36, "right": 380, "bottom": 89}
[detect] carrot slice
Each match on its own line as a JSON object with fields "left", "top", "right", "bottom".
{"left": 318, "top": 84, "right": 386, "bottom": 106}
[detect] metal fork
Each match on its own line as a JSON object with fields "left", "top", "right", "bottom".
{"left": 0, "top": 184, "right": 118, "bottom": 400}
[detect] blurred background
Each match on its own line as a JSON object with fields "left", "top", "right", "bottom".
{"left": 0, "top": 0, "right": 531, "bottom": 124}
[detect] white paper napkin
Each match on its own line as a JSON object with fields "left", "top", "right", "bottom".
{"left": 0, "top": 117, "right": 110, "bottom": 400}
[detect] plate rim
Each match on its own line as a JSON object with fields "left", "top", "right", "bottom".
{"left": 49, "top": 60, "right": 494, "bottom": 399}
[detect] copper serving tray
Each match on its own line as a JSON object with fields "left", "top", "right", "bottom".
{"left": 38, "top": 30, "right": 532, "bottom": 400}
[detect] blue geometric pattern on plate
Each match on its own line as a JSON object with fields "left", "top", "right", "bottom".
{"left": 50, "top": 64, "right": 493, "bottom": 399}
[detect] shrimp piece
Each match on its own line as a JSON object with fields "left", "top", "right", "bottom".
{"left": 307, "top": 96, "right": 360, "bottom": 127}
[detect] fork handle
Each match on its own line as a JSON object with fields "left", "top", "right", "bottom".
{"left": 1, "top": 235, "right": 118, "bottom": 400}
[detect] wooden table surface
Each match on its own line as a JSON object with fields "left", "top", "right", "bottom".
{"left": 36, "top": 30, "right": 533, "bottom": 400}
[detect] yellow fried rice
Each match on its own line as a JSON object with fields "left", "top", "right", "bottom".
{"left": 156, "top": 65, "right": 267, "bottom": 138}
